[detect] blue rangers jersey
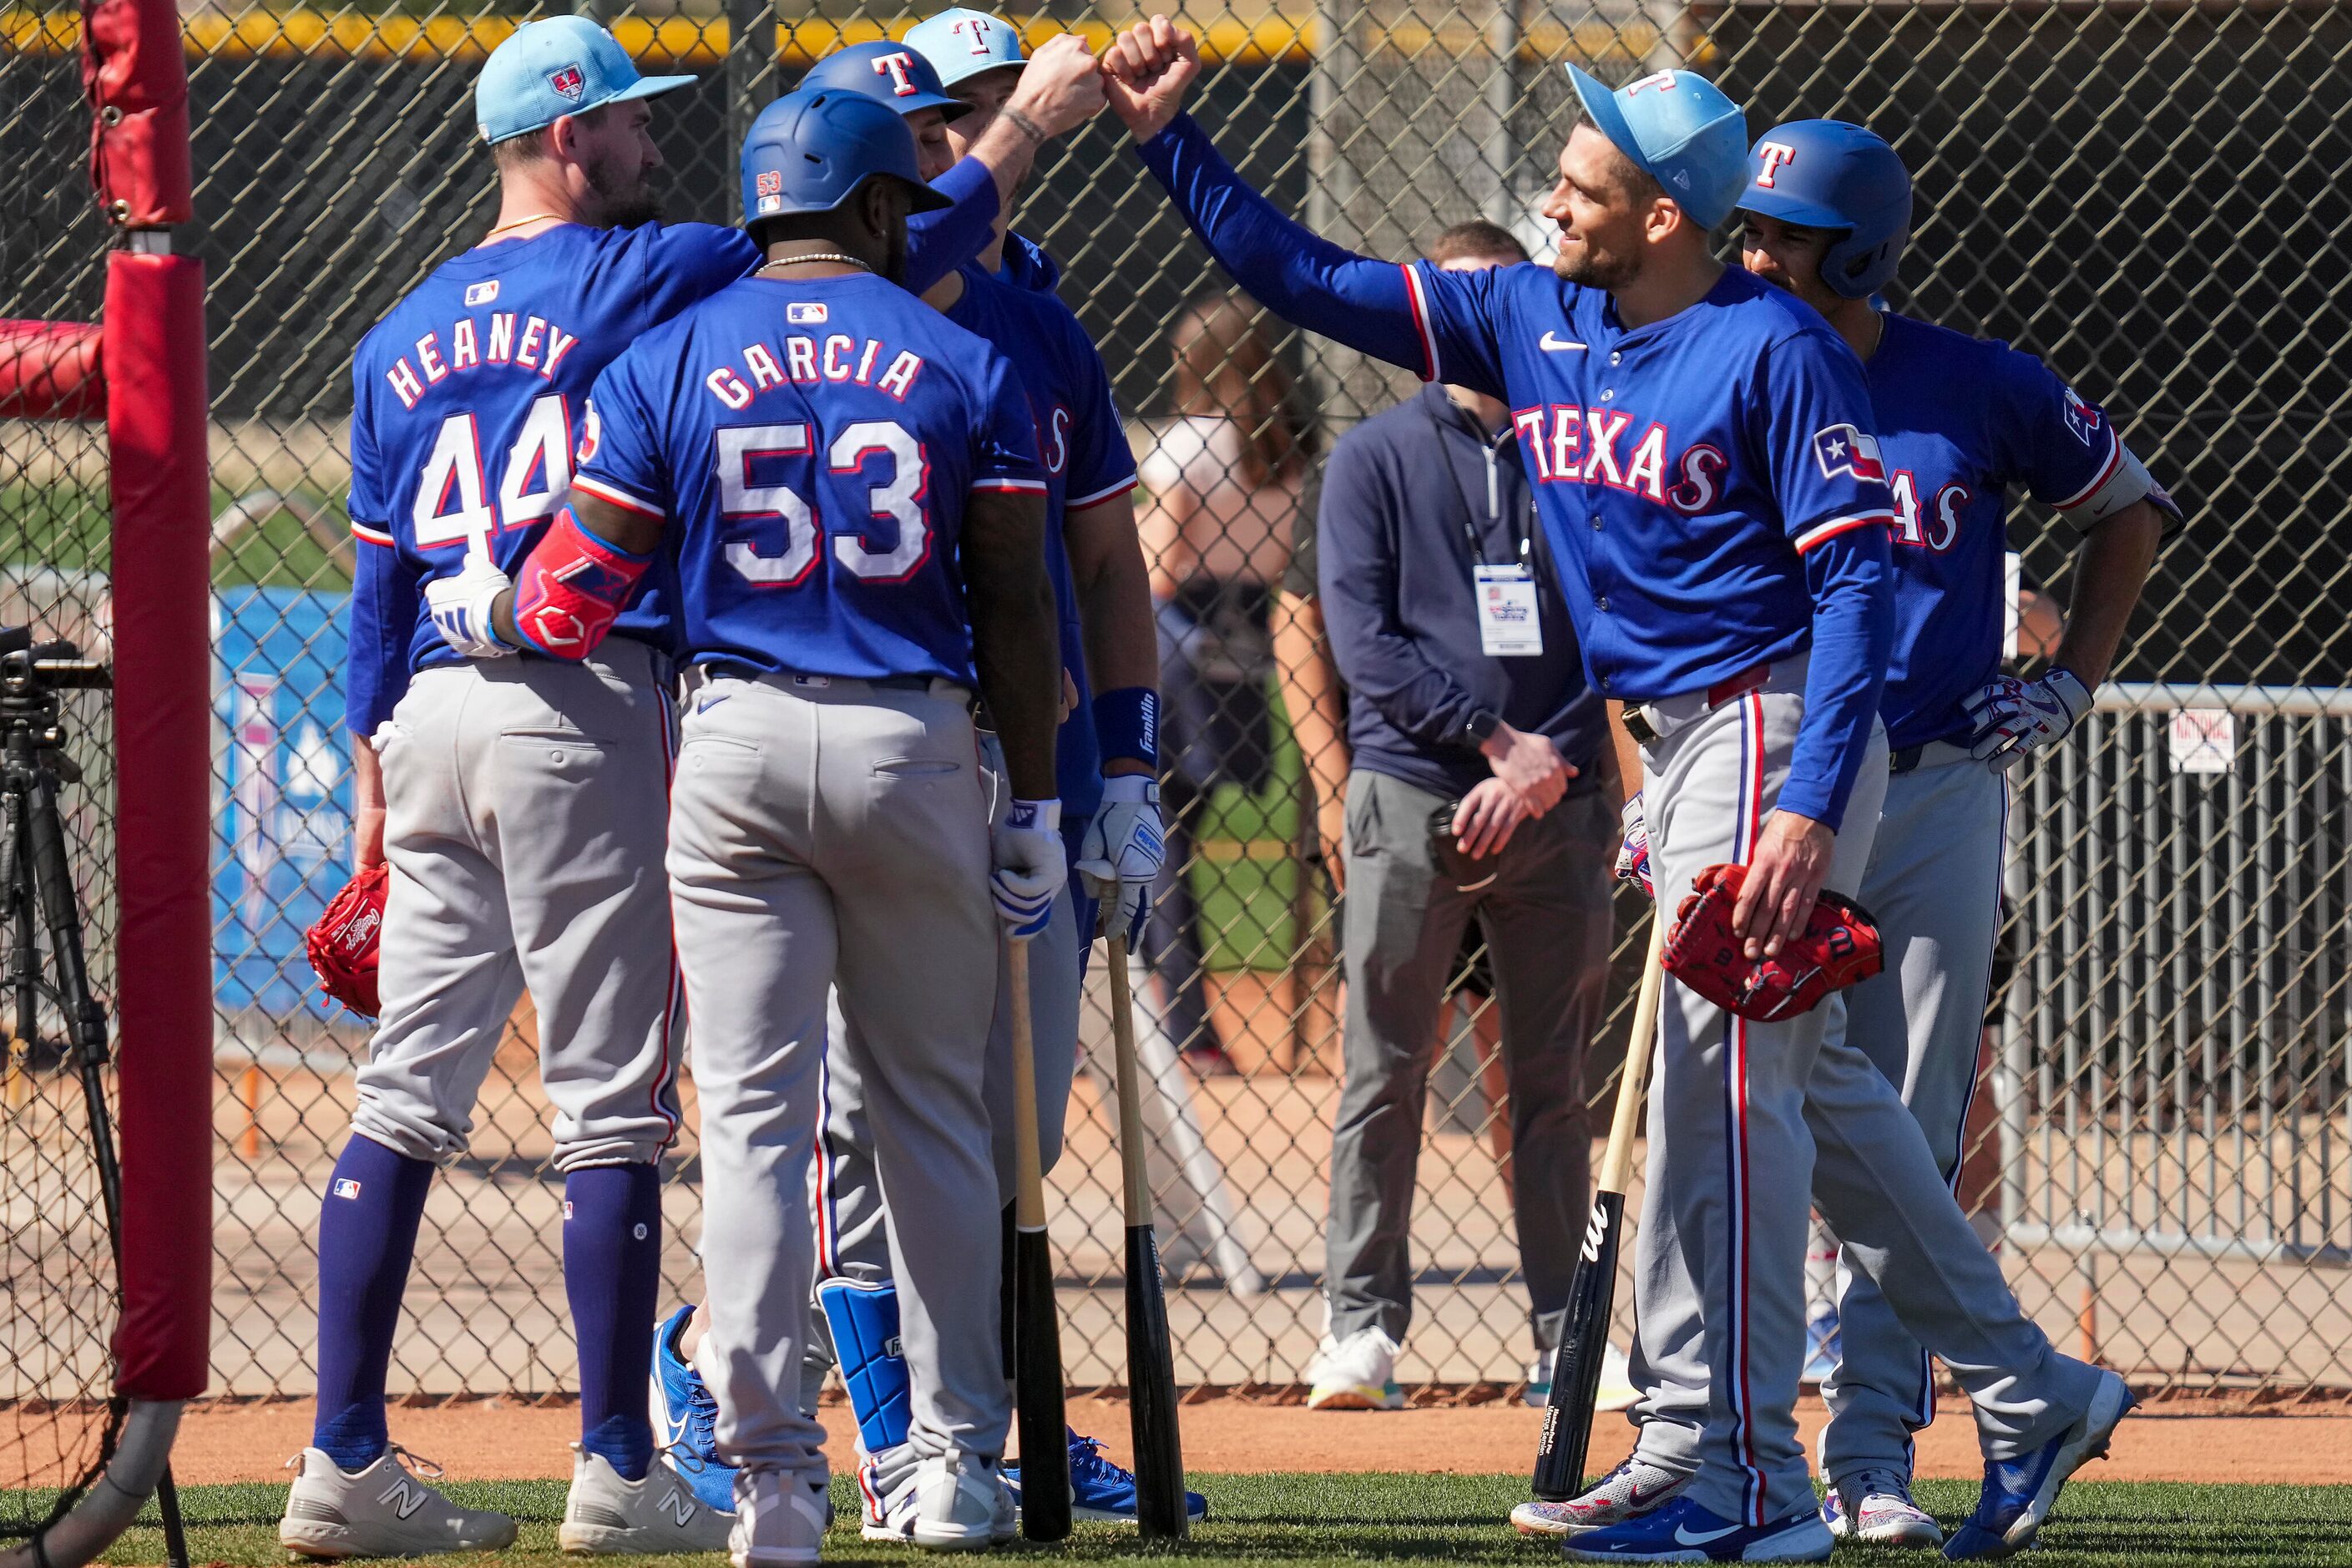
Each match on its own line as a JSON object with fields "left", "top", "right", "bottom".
{"left": 572, "top": 271, "right": 1046, "bottom": 684}
{"left": 943, "top": 263, "right": 1138, "bottom": 836}
{"left": 345, "top": 221, "right": 757, "bottom": 736}
{"left": 1134, "top": 113, "right": 1895, "bottom": 827}
{"left": 1864, "top": 313, "right": 2125, "bottom": 751}
{"left": 344, "top": 198, "right": 1024, "bottom": 741}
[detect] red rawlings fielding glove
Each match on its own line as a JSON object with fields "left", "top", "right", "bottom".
{"left": 306, "top": 863, "right": 389, "bottom": 1018}
{"left": 1662, "top": 862, "right": 1884, "bottom": 1023}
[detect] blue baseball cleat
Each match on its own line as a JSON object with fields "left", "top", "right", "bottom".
{"left": 648, "top": 1303, "right": 737, "bottom": 1515}
{"left": 1004, "top": 1429, "right": 1208, "bottom": 1525}
{"left": 1559, "top": 1495, "right": 1831, "bottom": 1562}
{"left": 1943, "top": 1368, "right": 2135, "bottom": 1560}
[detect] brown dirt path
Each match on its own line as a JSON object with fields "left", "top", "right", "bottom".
{"left": 165, "top": 1393, "right": 2352, "bottom": 1487}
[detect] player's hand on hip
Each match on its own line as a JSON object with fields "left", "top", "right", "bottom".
{"left": 1732, "top": 811, "right": 1834, "bottom": 961}
{"left": 424, "top": 558, "right": 515, "bottom": 660}
{"left": 1009, "top": 32, "right": 1107, "bottom": 139}
{"left": 1102, "top": 16, "right": 1201, "bottom": 142}
{"left": 1615, "top": 792, "right": 1652, "bottom": 897}
{"left": 1479, "top": 721, "right": 1571, "bottom": 813}
{"left": 1452, "top": 777, "right": 1529, "bottom": 860}
{"left": 994, "top": 797, "right": 1068, "bottom": 939}
{"left": 1075, "top": 774, "right": 1164, "bottom": 947}
{"left": 1962, "top": 667, "right": 2091, "bottom": 771}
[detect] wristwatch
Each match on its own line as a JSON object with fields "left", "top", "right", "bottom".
{"left": 1463, "top": 708, "right": 1500, "bottom": 748}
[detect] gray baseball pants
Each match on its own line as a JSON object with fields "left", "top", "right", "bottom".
{"left": 1328, "top": 767, "right": 1614, "bottom": 1355}
{"left": 670, "top": 671, "right": 1008, "bottom": 1488}
{"left": 353, "top": 639, "right": 681, "bottom": 1171}
{"left": 1628, "top": 724, "right": 2101, "bottom": 1511}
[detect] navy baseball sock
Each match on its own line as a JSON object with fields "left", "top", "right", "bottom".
{"left": 564, "top": 1162, "right": 662, "bottom": 1482}
{"left": 312, "top": 1135, "right": 435, "bottom": 1472}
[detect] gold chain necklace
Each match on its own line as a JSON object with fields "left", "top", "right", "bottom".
{"left": 483, "top": 212, "right": 567, "bottom": 240}
{"left": 755, "top": 253, "right": 871, "bottom": 276}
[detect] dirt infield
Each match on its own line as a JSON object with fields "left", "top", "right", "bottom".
{"left": 164, "top": 1393, "right": 2349, "bottom": 1488}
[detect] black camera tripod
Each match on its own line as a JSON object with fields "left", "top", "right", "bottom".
{"left": 0, "top": 631, "right": 190, "bottom": 1568}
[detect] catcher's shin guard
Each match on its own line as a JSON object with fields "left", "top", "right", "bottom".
{"left": 818, "top": 1278, "right": 913, "bottom": 1455}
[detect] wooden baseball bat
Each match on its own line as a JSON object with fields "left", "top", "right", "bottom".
{"left": 1105, "top": 928, "right": 1189, "bottom": 1540}
{"left": 1530, "top": 909, "right": 1667, "bottom": 1500}
{"left": 1005, "top": 938, "right": 1071, "bottom": 1540}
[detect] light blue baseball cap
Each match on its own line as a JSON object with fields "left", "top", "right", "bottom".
{"left": 1565, "top": 64, "right": 1749, "bottom": 230}
{"left": 477, "top": 16, "right": 696, "bottom": 146}
{"left": 903, "top": 8, "right": 1025, "bottom": 89}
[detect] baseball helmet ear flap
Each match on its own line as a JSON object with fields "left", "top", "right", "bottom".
{"left": 1740, "top": 119, "right": 1913, "bottom": 300}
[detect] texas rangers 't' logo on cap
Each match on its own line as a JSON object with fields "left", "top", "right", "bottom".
{"left": 1812, "top": 422, "right": 1886, "bottom": 483}
{"left": 549, "top": 63, "right": 586, "bottom": 100}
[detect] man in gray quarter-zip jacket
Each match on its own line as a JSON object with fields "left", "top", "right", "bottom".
{"left": 1302, "top": 221, "right": 1621, "bottom": 1412}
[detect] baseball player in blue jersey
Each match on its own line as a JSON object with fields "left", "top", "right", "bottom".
{"left": 641, "top": 22, "right": 1191, "bottom": 1531}
{"left": 280, "top": 20, "right": 757, "bottom": 1556}
{"left": 290, "top": 18, "right": 1092, "bottom": 1555}
{"left": 1101, "top": 22, "right": 2130, "bottom": 1561}
{"left": 441, "top": 87, "right": 1066, "bottom": 1564}
{"left": 1578, "top": 121, "right": 2167, "bottom": 1559}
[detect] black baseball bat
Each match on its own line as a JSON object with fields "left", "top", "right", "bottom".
{"left": 1006, "top": 938, "right": 1072, "bottom": 1540}
{"left": 1105, "top": 929, "right": 1189, "bottom": 1540}
{"left": 1530, "top": 913, "right": 1667, "bottom": 1501}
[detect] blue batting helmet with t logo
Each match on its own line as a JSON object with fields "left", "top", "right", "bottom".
{"left": 1739, "top": 120, "right": 1913, "bottom": 299}
{"left": 800, "top": 40, "right": 972, "bottom": 120}
{"left": 738, "top": 89, "right": 953, "bottom": 224}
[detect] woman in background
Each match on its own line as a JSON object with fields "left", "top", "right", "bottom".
{"left": 1136, "top": 292, "right": 1306, "bottom": 1074}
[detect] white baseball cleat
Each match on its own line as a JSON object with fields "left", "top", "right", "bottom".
{"left": 861, "top": 1451, "right": 1013, "bottom": 1550}
{"left": 278, "top": 1445, "right": 518, "bottom": 1559}
{"left": 730, "top": 1468, "right": 833, "bottom": 1568}
{"left": 1821, "top": 1468, "right": 1944, "bottom": 1547}
{"left": 1524, "top": 1343, "right": 1641, "bottom": 1413}
{"left": 559, "top": 1446, "right": 735, "bottom": 1554}
{"left": 1304, "top": 1328, "right": 1404, "bottom": 1411}
{"left": 1509, "top": 1453, "right": 1690, "bottom": 1536}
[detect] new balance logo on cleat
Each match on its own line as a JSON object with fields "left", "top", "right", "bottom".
{"left": 658, "top": 1486, "right": 695, "bottom": 1527}
{"left": 378, "top": 1480, "right": 430, "bottom": 1520}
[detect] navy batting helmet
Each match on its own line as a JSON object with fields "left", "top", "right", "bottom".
{"left": 800, "top": 40, "right": 972, "bottom": 120}
{"left": 1738, "top": 120, "right": 1912, "bottom": 299}
{"left": 739, "top": 89, "right": 952, "bottom": 224}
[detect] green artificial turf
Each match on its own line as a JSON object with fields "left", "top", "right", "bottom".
{"left": 52, "top": 1473, "right": 2352, "bottom": 1567}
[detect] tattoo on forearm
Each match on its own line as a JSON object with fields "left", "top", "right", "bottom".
{"left": 1001, "top": 106, "right": 1046, "bottom": 144}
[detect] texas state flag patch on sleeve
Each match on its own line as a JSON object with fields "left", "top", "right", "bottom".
{"left": 1813, "top": 422, "right": 1886, "bottom": 483}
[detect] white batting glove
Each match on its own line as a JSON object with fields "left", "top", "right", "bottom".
{"left": 1962, "top": 667, "right": 2092, "bottom": 771}
{"left": 1075, "top": 774, "right": 1165, "bottom": 948}
{"left": 1614, "top": 792, "right": 1653, "bottom": 897}
{"left": 992, "top": 797, "right": 1066, "bottom": 939}
{"left": 425, "top": 559, "right": 514, "bottom": 660}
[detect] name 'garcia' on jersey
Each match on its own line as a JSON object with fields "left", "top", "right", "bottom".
{"left": 382, "top": 312, "right": 584, "bottom": 409}
{"left": 702, "top": 332, "right": 926, "bottom": 411}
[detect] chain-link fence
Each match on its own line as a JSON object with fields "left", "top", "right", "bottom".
{"left": 6, "top": 0, "right": 2345, "bottom": 1406}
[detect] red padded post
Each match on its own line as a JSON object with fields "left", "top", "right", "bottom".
{"left": 92, "top": 0, "right": 210, "bottom": 1404}
{"left": 0, "top": 321, "right": 104, "bottom": 419}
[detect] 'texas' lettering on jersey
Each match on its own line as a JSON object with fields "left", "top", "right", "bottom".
{"left": 382, "top": 312, "right": 583, "bottom": 409}
{"left": 1510, "top": 403, "right": 1728, "bottom": 514}
{"left": 702, "top": 333, "right": 927, "bottom": 411}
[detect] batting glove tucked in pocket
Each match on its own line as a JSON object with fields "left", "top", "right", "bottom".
{"left": 1962, "top": 667, "right": 2091, "bottom": 771}
{"left": 993, "top": 797, "right": 1066, "bottom": 939}
{"left": 424, "top": 558, "right": 515, "bottom": 660}
{"left": 1615, "top": 792, "right": 1653, "bottom": 898}
{"left": 1074, "top": 774, "right": 1164, "bottom": 948}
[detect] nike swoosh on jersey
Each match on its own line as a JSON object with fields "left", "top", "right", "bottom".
{"left": 1672, "top": 1521, "right": 1743, "bottom": 1545}
{"left": 1540, "top": 331, "right": 1588, "bottom": 352}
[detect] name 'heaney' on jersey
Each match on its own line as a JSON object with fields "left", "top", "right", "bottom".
{"left": 382, "top": 312, "right": 584, "bottom": 408}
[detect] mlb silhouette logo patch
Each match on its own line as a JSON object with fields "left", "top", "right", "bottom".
{"left": 549, "top": 63, "right": 586, "bottom": 101}
{"left": 331, "top": 1178, "right": 362, "bottom": 1200}
{"left": 787, "top": 302, "right": 828, "bottom": 325}
{"left": 464, "top": 281, "right": 499, "bottom": 306}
